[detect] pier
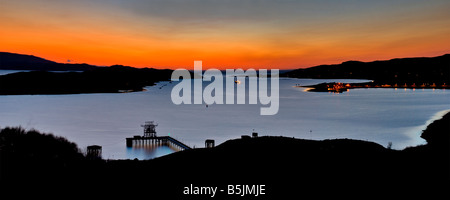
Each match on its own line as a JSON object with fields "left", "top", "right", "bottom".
{"left": 126, "top": 136, "right": 191, "bottom": 151}
{"left": 126, "top": 121, "right": 191, "bottom": 151}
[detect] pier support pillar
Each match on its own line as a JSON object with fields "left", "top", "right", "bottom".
{"left": 126, "top": 138, "right": 133, "bottom": 147}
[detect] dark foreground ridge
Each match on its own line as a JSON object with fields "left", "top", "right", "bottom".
{"left": 1, "top": 113, "right": 449, "bottom": 198}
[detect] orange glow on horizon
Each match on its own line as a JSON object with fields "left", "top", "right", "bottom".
{"left": 1, "top": 1, "right": 450, "bottom": 70}
{"left": 2, "top": 26, "right": 449, "bottom": 70}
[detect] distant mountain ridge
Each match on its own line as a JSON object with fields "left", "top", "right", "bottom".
{"left": 282, "top": 54, "right": 450, "bottom": 82}
{"left": 0, "top": 52, "right": 174, "bottom": 95}
{"left": 0, "top": 52, "right": 98, "bottom": 71}
{"left": 2, "top": 51, "right": 449, "bottom": 83}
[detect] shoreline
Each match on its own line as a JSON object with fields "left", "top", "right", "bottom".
{"left": 298, "top": 81, "right": 449, "bottom": 93}
{"left": 0, "top": 68, "right": 171, "bottom": 95}
{"left": 1, "top": 111, "right": 448, "bottom": 197}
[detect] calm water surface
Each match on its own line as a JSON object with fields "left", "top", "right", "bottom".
{"left": 0, "top": 71, "right": 449, "bottom": 159}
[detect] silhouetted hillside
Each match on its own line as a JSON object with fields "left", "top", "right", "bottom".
{"left": 1, "top": 112, "right": 448, "bottom": 198}
{"left": 0, "top": 52, "right": 98, "bottom": 71}
{"left": 0, "top": 127, "right": 85, "bottom": 183}
{"left": 106, "top": 112, "right": 450, "bottom": 198}
{"left": 0, "top": 52, "right": 173, "bottom": 95}
{"left": 282, "top": 54, "right": 450, "bottom": 83}
{"left": 420, "top": 112, "right": 450, "bottom": 148}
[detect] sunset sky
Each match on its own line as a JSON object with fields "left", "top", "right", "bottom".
{"left": 1, "top": 0, "right": 450, "bottom": 69}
